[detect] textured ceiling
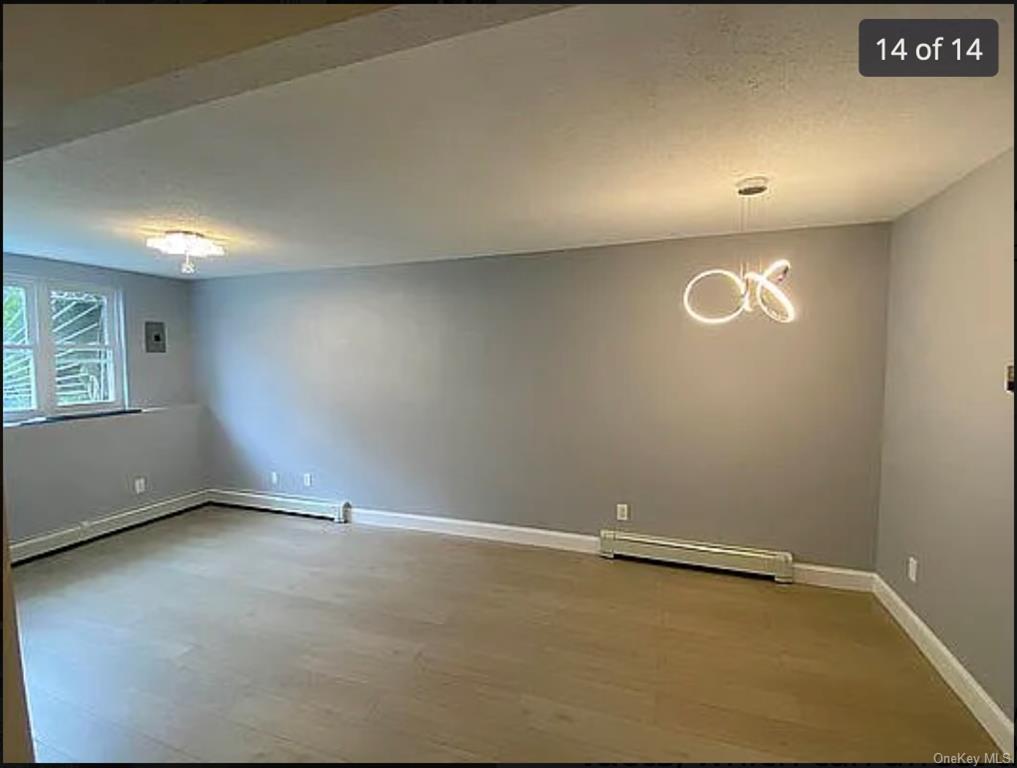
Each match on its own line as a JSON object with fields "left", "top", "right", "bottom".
{"left": 3, "top": 3, "right": 1013, "bottom": 279}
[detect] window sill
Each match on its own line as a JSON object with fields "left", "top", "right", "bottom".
{"left": 3, "top": 408, "right": 143, "bottom": 428}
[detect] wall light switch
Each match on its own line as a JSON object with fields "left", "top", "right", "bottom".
{"left": 616, "top": 503, "right": 630, "bottom": 522}
{"left": 133, "top": 477, "right": 147, "bottom": 495}
{"left": 907, "top": 556, "right": 919, "bottom": 584}
{"left": 303, "top": 473, "right": 313, "bottom": 488}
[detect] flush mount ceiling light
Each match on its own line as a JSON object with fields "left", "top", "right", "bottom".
{"left": 682, "top": 177, "right": 796, "bottom": 325}
{"left": 145, "top": 230, "right": 225, "bottom": 275}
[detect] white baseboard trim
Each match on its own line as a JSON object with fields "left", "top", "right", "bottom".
{"left": 794, "top": 562, "right": 874, "bottom": 591}
{"left": 206, "top": 488, "right": 340, "bottom": 520}
{"left": 873, "top": 576, "right": 1014, "bottom": 755}
{"left": 9, "top": 489, "right": 210, "bottom": 564}
{"left": 349, "top": 506, "right": 599, "bottom": 554}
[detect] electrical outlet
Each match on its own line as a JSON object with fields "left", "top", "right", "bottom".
{"left": 907, "top": 556, "right": 919, "bottom": 584}
{"left": 616, "top": 503, "right": 630, "bottom": 522}
{"left": 133, "top": 477, "right": 147, "bottom": 495}
{"left": 270, "top": 471, "right": 279, "bottom": 486}
{"left": 303, "top": 472, "right": 313, "bottom": 488}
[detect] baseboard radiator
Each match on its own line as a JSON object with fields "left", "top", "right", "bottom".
{"left": 600, "top": 530, "right": 794, "bottom": 583}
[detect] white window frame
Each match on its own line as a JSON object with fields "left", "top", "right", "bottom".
{"left": 3, "top": 276, "right": 42, "bottom": 421}
{"left": 3, "top": 274, "right": 127, "bottom": 423}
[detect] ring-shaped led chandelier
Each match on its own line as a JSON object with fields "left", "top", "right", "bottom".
{"left": 682, "top": 176, "right": 796, "bottom": 326}
{"left": 683, "top": 258, "right": 795, "bottom": 325}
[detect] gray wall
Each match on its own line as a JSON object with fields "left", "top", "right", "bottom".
{"left": 194, "top": 224, "right": 890, "bottom": 568}
{"left": 2, "top": 405, "right": 206, "bottom": 541}
{"left": 3, "top": 254, "right": 205, "bottom": 541}
{"left": 877, "top": 150, "right": 1014, "bottom": 717}
{"left": 2, "top": 252, "right": 196, "bottom": 407}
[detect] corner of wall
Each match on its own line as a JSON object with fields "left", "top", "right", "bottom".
{"left": 871, "top": 148, "right": 1015, "bottom": 720}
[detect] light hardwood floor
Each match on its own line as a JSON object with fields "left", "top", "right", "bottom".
{"left": 13, "top": 506, "right": 999, "bottom": 763}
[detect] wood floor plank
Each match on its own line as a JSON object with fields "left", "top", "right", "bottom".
{"left": 12, "top": 505, "right": 1002, "bottom": 763}
{"left": 26, "top": 687, "right": 199, "bottom": 764}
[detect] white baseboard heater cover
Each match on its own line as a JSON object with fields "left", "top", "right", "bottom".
{"left": 600, "top": 529, "right": 794, "bottom": 583}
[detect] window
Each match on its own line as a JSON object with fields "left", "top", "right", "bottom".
{"left": 3, "top": 281, "right": 38, "bottom": 413}
{"left": 3, "top": 276, "right": 125, "bottom": 422}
